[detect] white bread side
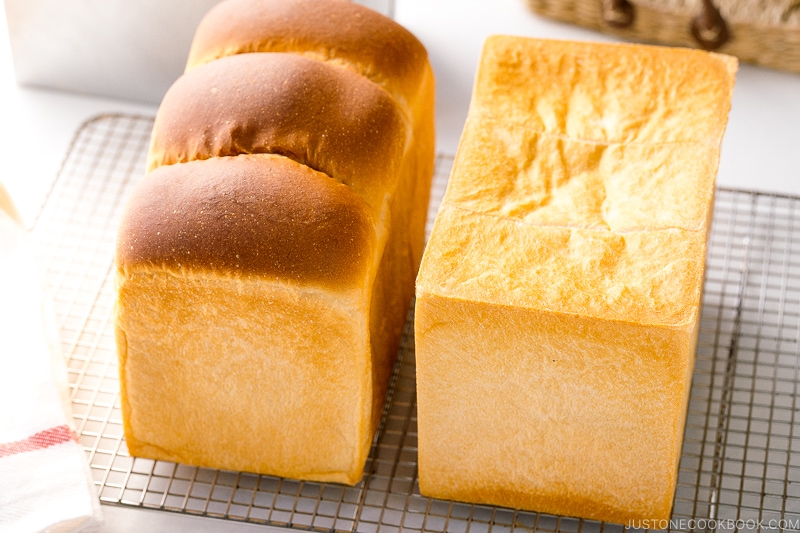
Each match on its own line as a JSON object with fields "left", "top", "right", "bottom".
{"left": 415, "top": 36, "right": 736, "bottom": 522}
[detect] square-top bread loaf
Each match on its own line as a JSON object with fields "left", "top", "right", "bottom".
{"left": 114, "top": 0, "right": 434, "bottom": 485}
{"left": 415, "top": 36, "right": 735, "bottom": 522}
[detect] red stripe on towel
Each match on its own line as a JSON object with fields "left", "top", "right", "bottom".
{"left": 0, "top": 425, "right": 78, "bottom": 458}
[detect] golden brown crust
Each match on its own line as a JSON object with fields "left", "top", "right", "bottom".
{"left": 185, "top": 0, "right": 428, "bottom": 113}
{"left": 148, "top": 52, "right": 408, "bottom": 211}
{"left": 117, "top": 154, "right": 376, "bottom": 288}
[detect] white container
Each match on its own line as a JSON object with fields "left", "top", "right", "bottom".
{"left": 3, "top": 0, "right": 393, "bottom": 104}
{"left": 4, "top": 0, "right": 222, "bottom": 103}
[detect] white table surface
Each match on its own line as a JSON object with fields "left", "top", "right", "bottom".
{"left": 0, "top": 0, "right": 798, "bottom": 531}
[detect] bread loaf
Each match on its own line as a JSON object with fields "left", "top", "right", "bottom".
{"left": 415, "top": 36, "right": 735, "bottom": 522}
{"left": 115, "top": 0, "right": 434, "bottom": 484}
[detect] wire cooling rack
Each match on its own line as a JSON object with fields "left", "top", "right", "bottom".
{"left": 30, "top": 114, "right": 800, "bottom": 533}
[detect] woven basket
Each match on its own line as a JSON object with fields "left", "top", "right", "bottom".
{"left": 526, "top": 0, "right": 800, "bottom": 73}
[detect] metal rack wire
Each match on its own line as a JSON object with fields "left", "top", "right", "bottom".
{"left": 30, "top": 114, "right": 800, "bottom": 533}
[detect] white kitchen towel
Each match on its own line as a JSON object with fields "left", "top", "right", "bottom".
{"left": 0, "top": 190, "right": 102, "bottom": 533}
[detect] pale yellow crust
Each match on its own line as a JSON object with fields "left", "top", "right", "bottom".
{"left": 115, "top": 0, "right": 435, "bottom": 484}
{"left": 415, "top": 36, "right": 735, "bottom": 522}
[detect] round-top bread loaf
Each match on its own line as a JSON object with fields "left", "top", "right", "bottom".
{"left": 114, "top": 0, "right": 435, "bottom": 484}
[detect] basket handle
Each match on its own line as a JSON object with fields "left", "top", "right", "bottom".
{"left": 601, "top": 0, "right": 635, "bottom": 28}
{"left": 691, "top": 0, "right": 730, "bottom": 50}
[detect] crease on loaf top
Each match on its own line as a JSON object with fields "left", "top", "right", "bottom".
{"left": 146, "top": 52, "right": 411, "bottom": 214}
{"left": 443, "top": 115, "right": 721, "bottom": 233}
{"left": 441, "top": 202, "right": 710, "bottom": 235}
